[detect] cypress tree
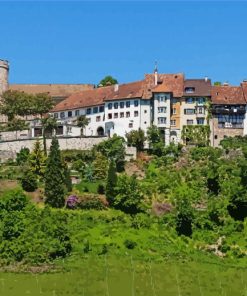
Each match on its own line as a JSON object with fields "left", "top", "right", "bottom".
{"left": 44, "top": 137, "right": 66, "bottom": 208}
{"left": 63, "top": 160, "right": 72, "bottom": 192}
{"left": 105, "top": 160, "right": 117, "bottom": 206}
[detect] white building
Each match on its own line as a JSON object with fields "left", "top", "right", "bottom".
{"left": 47, "top": 73, "right": 185, "bottom": 145}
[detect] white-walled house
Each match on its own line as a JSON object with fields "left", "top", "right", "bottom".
{"left": 47, "top": 73, "right": 186, "bottom": 145}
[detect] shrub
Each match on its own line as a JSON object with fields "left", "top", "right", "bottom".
{"left": 97, "top": 184, "right": 105, "bottom": 194}
{"left": 21, "top": 169, "right": 38, "bottom": 192}
{"left": 124, "top": 239, "right": 137, "bottom": 249}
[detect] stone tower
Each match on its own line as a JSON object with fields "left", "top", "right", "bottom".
{"left": 0, "top": 59, "right": 9, "bottom": 95}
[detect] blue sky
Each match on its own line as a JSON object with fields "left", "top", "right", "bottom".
{"left": 0, "top": 1, "right": 247, "bottom": 85}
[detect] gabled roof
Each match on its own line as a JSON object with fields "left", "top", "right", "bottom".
{"left": 52, "top": 73, "right": 185, "bottom": 112}
{"left": 183, "top": 79, "right": 211, "bottom": 96}
{"left": 9, "top": 84, "right": 94, "bottom": 97}
{"left": 52, "top": 85, "right": 114, "bottom": 112}
{"left": 104, "top": 80, "right": 144, "bottom": 101}
{"left": 241, "top": 81, "right": 247, "bottom": 101}
{"left": 148, "top": 73, "right": 184, "bottom": 97}
{"left": 211, "top": 85, "right": 246, "bottom": 105}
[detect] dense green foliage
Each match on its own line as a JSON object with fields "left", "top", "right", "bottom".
{"left": 182, "top": 125, "right": 210, "bottom": 146}
{"left": 44, "top": 137, "right": 66, "bottom": 208}
{"left": 98, "top": 75, "right": 118, "bottom": 86}
{"left": 0, "top": 190, "right": 71, "bottom": 265}
{"left": 126, "top": 128, "right": 146, "bottom": 151}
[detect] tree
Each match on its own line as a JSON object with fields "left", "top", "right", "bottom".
{"left": 32, "top": 93, "right": 54, "bottom": 118}
{"left": 21, "top": 169, "right": 38, "bottom": 192}
{"left": 0, "top": 90, "right": 33, "bottom": 120}
{"left": 16, "top": 148, "right": 30, "bottom": 165}
{"left": 44, "top": 137, "right": 66, "bottom": 208}
{"left": 62, "top": 161, "right": 72, "bottom": 192}
{"left": 126, "top": 128, "right": 146, "bottom": 151}
{"left": 113, "top": 174, "right": 145, "bottom": 214}
{"left": 181, "top": 125, "right": 210, "bottom": 147}
{"left": 147, "top": 125, "right": 163, "bottom": 148}
{"left": 28, "top": 140, "right": 47, "bottom": 179}
{"left": 98, "top": 75, "right": 118, "bottom": 87}
{"left": 96, "top": 135, "right": 125, "bottom": 171}
{"left": 76, "top": 115, "right": 90, "bottom": 137}
{"left": 214, "top": 82, "right": 222, "bottom": 86}
{"left": 93, "top": 152, "right": 109, "bottom": 180}
{"left": 105, "top": 160, "right": 118, "bottom": 206}
{"left": 41, "top": 115, "right": 58, "bottom": 155}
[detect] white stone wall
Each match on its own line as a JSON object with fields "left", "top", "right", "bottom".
{"left": 104, "top": 99, "right": 142, "bottom": 138}
{"left": 0, "top": 137, "right": 107, "bottom": 161}
{"left": 153, "top": 93, "right": 171, "bottom": 145}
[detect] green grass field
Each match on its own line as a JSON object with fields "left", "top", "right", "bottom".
{"left": 1, "top": 256, "right": 247, "bottom": 296}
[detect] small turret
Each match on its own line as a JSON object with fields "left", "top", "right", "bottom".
{"left": 0, "top": 59, "right": 9, "bottom": 95}
{"left": 154, "top": 61, "right": 158, "bottom": 86}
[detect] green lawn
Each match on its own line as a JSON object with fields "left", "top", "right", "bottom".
{"left": 75, "top": 180, "right": 105, "bottom": 194}
{"left": 1, "top": 256, "right": 247, "bottom": 296}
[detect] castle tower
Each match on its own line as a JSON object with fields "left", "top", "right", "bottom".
{"left": 0, "top": 59, "right": 9, "bottom": 95}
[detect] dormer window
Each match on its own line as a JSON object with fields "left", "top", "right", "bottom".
{"left": 185, "top": 87, "right": 195, "bottom": 93}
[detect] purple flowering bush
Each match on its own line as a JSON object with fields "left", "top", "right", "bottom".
{"left": 66, "top": 195, "right": 79, "bottom": 209}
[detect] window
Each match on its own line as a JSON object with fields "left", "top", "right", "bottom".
{"left": 54, "top": 113, "right": 58, "bottom": 118}
{"left": 144, "top": 110, "right": 147, "bottom": 113}
{"left": 134, "top": 111, "right": 139, "bottom": 117}
{"left": 68, "top": 111, "right": 72, "bottom": 117}
{"left": 158, "top": 117, "right": 166, "bottom": 124}
{"left": 172, "top": 98, "right": 177, "bottom": 103}
{"left": 86, "top": 108, "right": 91, "bottom": 115}
{"left": 214, "top": 135, "right": 218, "bottom": 140}
{"left": 114, "top": 102, "right": 118, "bottom": 109}
{"left": 96, "top": 116, "right": 101, "bottom": 122}
{"left": 129, "top": 123, "right": 133, "bottom": 128}
{"left": 126, "top": 112, "right": 130, "bottom": 118}
{"left": 144, "top": 121, "right": 147, "bottom": 124}
{"left": 185, "top": 97, "right": 194, "bottom": 104}
{"left": 99, "top": 106, "right": 104, "bottom": 112}
{"left": 75, "top": 110, "right": 80, "bottom": 116}
{"left": 60, "top": 112, "right": 65, "bottom": 118}
{"left": 197, "top": 118, "right": 205, "bottom": 125}
{"left": 187, "top": 119, "right": 193, "bottom": 125}
{"left": 159, "top": 95, "right": 166, "bottom": 102}
{"left": 134, "top": 100, "right": 139, "bottom": 107}
{"left": 197, "top": 97, "right": 205, "bottom": 104}
{"left": 198, "top": 107, "right": 204, "bottom": 114}
{"left": 126, "top": 101, "right": 130, "bottom": 108}
{"left": 108, "top": 113, "right": 112, "bottom": 119}
{"left": 171, "top": 120, "right": 176, "bottom": 126}
{"left": 172, "top": 108, "right": 176, "bottom": 115}
{"left": 108, "top": 103, "right": 112, "bottom": 110}
{"left": 120, "top": 102, "right": 125, "bottom": 108}
{"left": 93, "top": 107, "right": 98, "bottom": 113}
{"left": 120, "top": 112, "right": 124, "bottom": 118}
{"left": 184, "top": 109, "right": 195, "bottom": 115}
{"left": 114, "top": 113, "right": 118, "bottom": 118}
{"left": 67, "top": 127, "right": 72, "bottom": 133}
{"left": 185, "top": 87, "right": 195, "bottom": 93}
{"left": 158, "top": 107, "right": 167, "bottom": 113}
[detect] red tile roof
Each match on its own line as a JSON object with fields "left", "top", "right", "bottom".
{"left": 184, "top": 79, "right": 211, "bottom": 96}
{"left": 211, "top": 85, "right": 246, "bottom": 105}
{"left": 241, "top": 82, "right": 247, "bottom": 101}
{"left": 104, "top": 81, "right": 144, "bottom": 101}
{"left": 9, "top": 84, "right": 94, "bottom": 97}
{"left": 52, "top": 73, "right": 185, "bottom": 112}
{"left": 52, "top": 85, "right": 114, "bottom": 112}
{"left": 150, "top": 73, "right": 184, "bottom": 97}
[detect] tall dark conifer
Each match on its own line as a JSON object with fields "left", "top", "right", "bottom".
{"left": 105, "top": 160, "right": 117, "bottom": 206}
{"left": 44, "top": 137, "right": 66, "bottom": 208}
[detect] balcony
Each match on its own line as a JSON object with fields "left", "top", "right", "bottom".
{"left": 212, "top": 106, "right": 246, "bottom": 115}
{"left": 218, "top": 122, "right": 243, "bottom": 129}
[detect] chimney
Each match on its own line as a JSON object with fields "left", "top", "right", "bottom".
{"left": 204, "top": 76, "right": 208, "bottom": 82}
{"left": 114, "top": 84, "right": 119, "bottom": 92}
{"left": 223, "top": 82, "right": 229, "bottom": 86}
{"left": 154, "top": 61, "right": 158, "bottom": 86}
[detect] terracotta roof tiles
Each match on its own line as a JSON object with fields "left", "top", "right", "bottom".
{"left": 211, "top": 85, "right": 246, "bottom": 105}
